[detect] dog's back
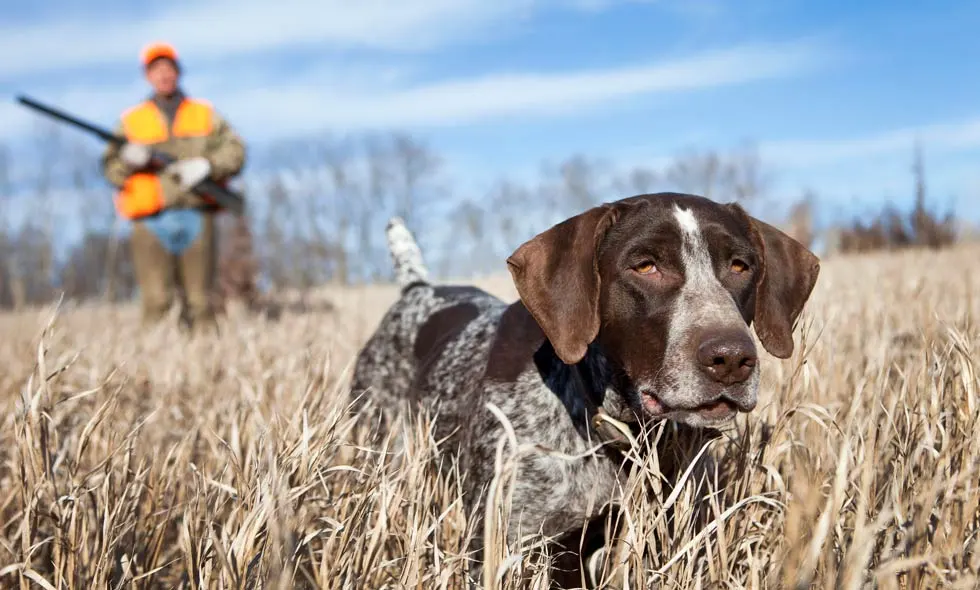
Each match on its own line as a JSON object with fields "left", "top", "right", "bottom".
{"left": 350, "top": 219, "right": 505, "bottom": 437}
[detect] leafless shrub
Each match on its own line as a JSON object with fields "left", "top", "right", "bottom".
{"left": 838, "top": 142, "right": 958, "bottom": 255}
{"left": 785, "top": 190, "right": 817, "bottom": 250}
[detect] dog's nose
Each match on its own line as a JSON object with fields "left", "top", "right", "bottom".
{"left": 697, "top": 330, "right": 758, "bottom": 385}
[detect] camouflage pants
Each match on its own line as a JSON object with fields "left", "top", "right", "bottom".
{"left": 130, "top": 212, "right": 218, "bottom": 333}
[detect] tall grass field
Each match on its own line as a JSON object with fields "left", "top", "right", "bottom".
{"left": 1, "top": 244, "right": 978, "bottom": 589}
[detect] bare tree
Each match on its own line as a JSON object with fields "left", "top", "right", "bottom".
{"left": 613, "top": 166, "right": 659, "bottom": 196}
{"left": 321, "top": 137, "right": 363, "bottom": 285}
{"left": 58, "top": 139, "right": 108, "bottom": 299}
{"left": 261, "top": 174, "right": 291, "bottom": 288}
{"left": 102, "top": 217, "right": 123, "bottom": 302}
{"left": 556, "top": 155, "right": 614, "bottom": 214}
{"left": 31, "top": 121, "right": 61, "bottom": 304}
{"left": 785, "top": 190, "right": 817, "bottom": 250}
{"left": 664, "top": 143, "right": 768, "bottom": 205}
{"left": 559, "top": 155, "right": 602, "bottom": 212}
{"left": 0, "top": 144, "right": 12, "bottom": 308}
{"left": 665, "top": 149, "right": 725, "bottom": 199}
{"left": 487, "top": 179, "right": 531, "bottom": 260}
{"left": 907, "top": 140, "right": 956, "bottom": 249}
{"left": 59, "top": 232, "right": 137, "bottom": 301}
{"left": 361, "top": 134, "right": 394, "bottom": 282}
{"left": 294, "top": 142, "right": 335, "bottom": 288}
{"left": 392, "top": 133, "right": 441, "bottom": 232}
{"left": 443, "top": 198, "right": 491, "bottom": 278}
{"left": 723, "top": 143, "right": 768, "bottom": 204}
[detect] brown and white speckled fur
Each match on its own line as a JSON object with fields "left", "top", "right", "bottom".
{"left": 349, "top": 195, "right": 821, "bottom": 587}
{"left": 353, "top": 219, "right": 621, "bottom": 537}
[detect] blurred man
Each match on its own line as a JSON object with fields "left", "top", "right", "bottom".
{"left": 101, "top": 42, "right": 246, "bottom": 332}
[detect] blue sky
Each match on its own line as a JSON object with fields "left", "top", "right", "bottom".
{"left": 1, "top": 0, "right": 978, "bottom": 237}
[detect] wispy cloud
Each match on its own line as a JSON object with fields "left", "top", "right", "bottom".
{"left": 756, "top": 120, "right": 980, "bottom": 209}
{"left": 0, "top": 0, "right": 653, "bottom": 80}
{"left": 761, "top": 116, "right": 980, "bottom": 167}
{"left": 2, "top": 40, "right": 825, "bottom": 143}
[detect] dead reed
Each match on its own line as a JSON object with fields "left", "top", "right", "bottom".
{"left": 1, "top": 245, "right": 978, "bottom": 589}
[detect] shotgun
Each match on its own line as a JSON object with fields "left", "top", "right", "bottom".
{"left": 15, "top": 94, "right": 245, "bottom": 215}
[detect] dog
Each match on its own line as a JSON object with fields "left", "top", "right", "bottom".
{"left": 349, "top": 192, "right": 820, "bottom": 586}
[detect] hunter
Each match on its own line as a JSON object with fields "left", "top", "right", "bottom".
{"left": 100, "top": 42, "right": 246, "bottom": 332}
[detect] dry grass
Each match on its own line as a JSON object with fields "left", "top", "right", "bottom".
{"left": 1, "top": 245, "right": 979, "bottom": 589}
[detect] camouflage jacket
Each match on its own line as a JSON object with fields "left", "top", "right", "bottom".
{"left": 100, "top": 90, "right": 246, "bottom": 210}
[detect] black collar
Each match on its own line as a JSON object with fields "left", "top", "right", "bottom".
{"left": 569, "top": 363, "right": 638, "bottom": 456}
{"left": 532, "top": 340, "right": 640, "bottom": 458}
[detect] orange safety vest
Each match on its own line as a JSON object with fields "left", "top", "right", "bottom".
{"left": 115, "top": 98, "right": 218, "bottom": 219}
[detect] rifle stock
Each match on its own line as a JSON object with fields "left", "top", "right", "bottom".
{"left": 15, "top": 94, "right": 245, "bottom": 215}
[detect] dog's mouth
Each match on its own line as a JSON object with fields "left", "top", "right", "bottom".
{"left": 640, "top": 391, "right": 741, "bottom": 422}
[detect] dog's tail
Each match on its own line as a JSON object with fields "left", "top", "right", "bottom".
{"left": 386, "top": 217, "right": 429, "bottom": 288}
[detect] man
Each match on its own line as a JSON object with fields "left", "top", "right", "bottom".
{"left": 101, "top": 42, "right": 246, "bottom": 332}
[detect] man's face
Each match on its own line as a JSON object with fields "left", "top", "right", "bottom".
{"left": 145, "top": 59, "right": 179, "bottom": 96}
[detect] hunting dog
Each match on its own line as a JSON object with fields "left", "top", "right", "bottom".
{"left": 349, "top": 192, "right": 820, "bottom": 587}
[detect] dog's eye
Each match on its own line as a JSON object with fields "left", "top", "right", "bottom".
{"left": 634, "top": 261, "right": 657, "bottom": 275}
{"left": 730, "top": 259, "right": 750, "bottom": 274}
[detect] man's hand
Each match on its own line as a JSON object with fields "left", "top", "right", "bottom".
{"left": 120, "top": 142, "right": 151, "bottom": 169}
{"left": 166, "top": 157, "right": 212, "bottom": 191}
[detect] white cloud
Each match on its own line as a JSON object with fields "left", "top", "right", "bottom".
{"left": 281, "top": 41, "right": 819, "bottom": 131}
{"left": 607, "top": 116, "right": 980, "bottom": 175}
{"left": 753, "top": 121, "right": 980, "bottom": 210}
{"left": 0, "top": 0, "right": 649, "bottom": 80}
{"left": 2, "top": 40, "right": 823, "bottom": 143}
{"left": 761, "top": 117, "right": 980, "bottom": 167}
{"left": 565, "top": 0, "right": 658, "bottom": 12}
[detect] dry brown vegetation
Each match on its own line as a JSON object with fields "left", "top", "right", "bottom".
{"left": 833, "top": 144, "right": 959, "bottom": 256}
{"left": 1, "top": 242, "right": 979, "bottom": 589}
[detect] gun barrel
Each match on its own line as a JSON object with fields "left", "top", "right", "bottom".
{"left": 15, "top": 94, "right": 245, "bottom": 216}
{"left": 16, "top": 95, "right": 121, "bottom": 144}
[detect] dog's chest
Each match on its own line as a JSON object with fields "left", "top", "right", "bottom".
{"left": 468, "top": 376, "right": 627, "bottom": 536}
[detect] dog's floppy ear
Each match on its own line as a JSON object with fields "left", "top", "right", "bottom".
{"left": 507, "top": 204, "right": 618, "bottom": 365}
{"left": 728, "top": 203, "right": 821, "bottom": 359}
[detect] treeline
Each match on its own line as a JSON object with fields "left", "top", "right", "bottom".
{"left": 829, "top": 143, "right": 959, "bottom": 254}
{"left": 0, "top": 128, "right": 968, "bottom": 311}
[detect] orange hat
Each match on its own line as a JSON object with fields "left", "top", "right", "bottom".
{"left": 141, "top": 42, "right": 179, "bottom": 69}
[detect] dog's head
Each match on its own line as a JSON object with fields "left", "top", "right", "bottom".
{"left": 507, "top": 192, "right": 820, "bottom": 428}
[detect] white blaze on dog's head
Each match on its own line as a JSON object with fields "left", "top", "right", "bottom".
{"left": 639, "top": 204, "right": 760, "bottom": 426}
{"left": 507, "top": 193, "right": 809, "bottom": 428}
